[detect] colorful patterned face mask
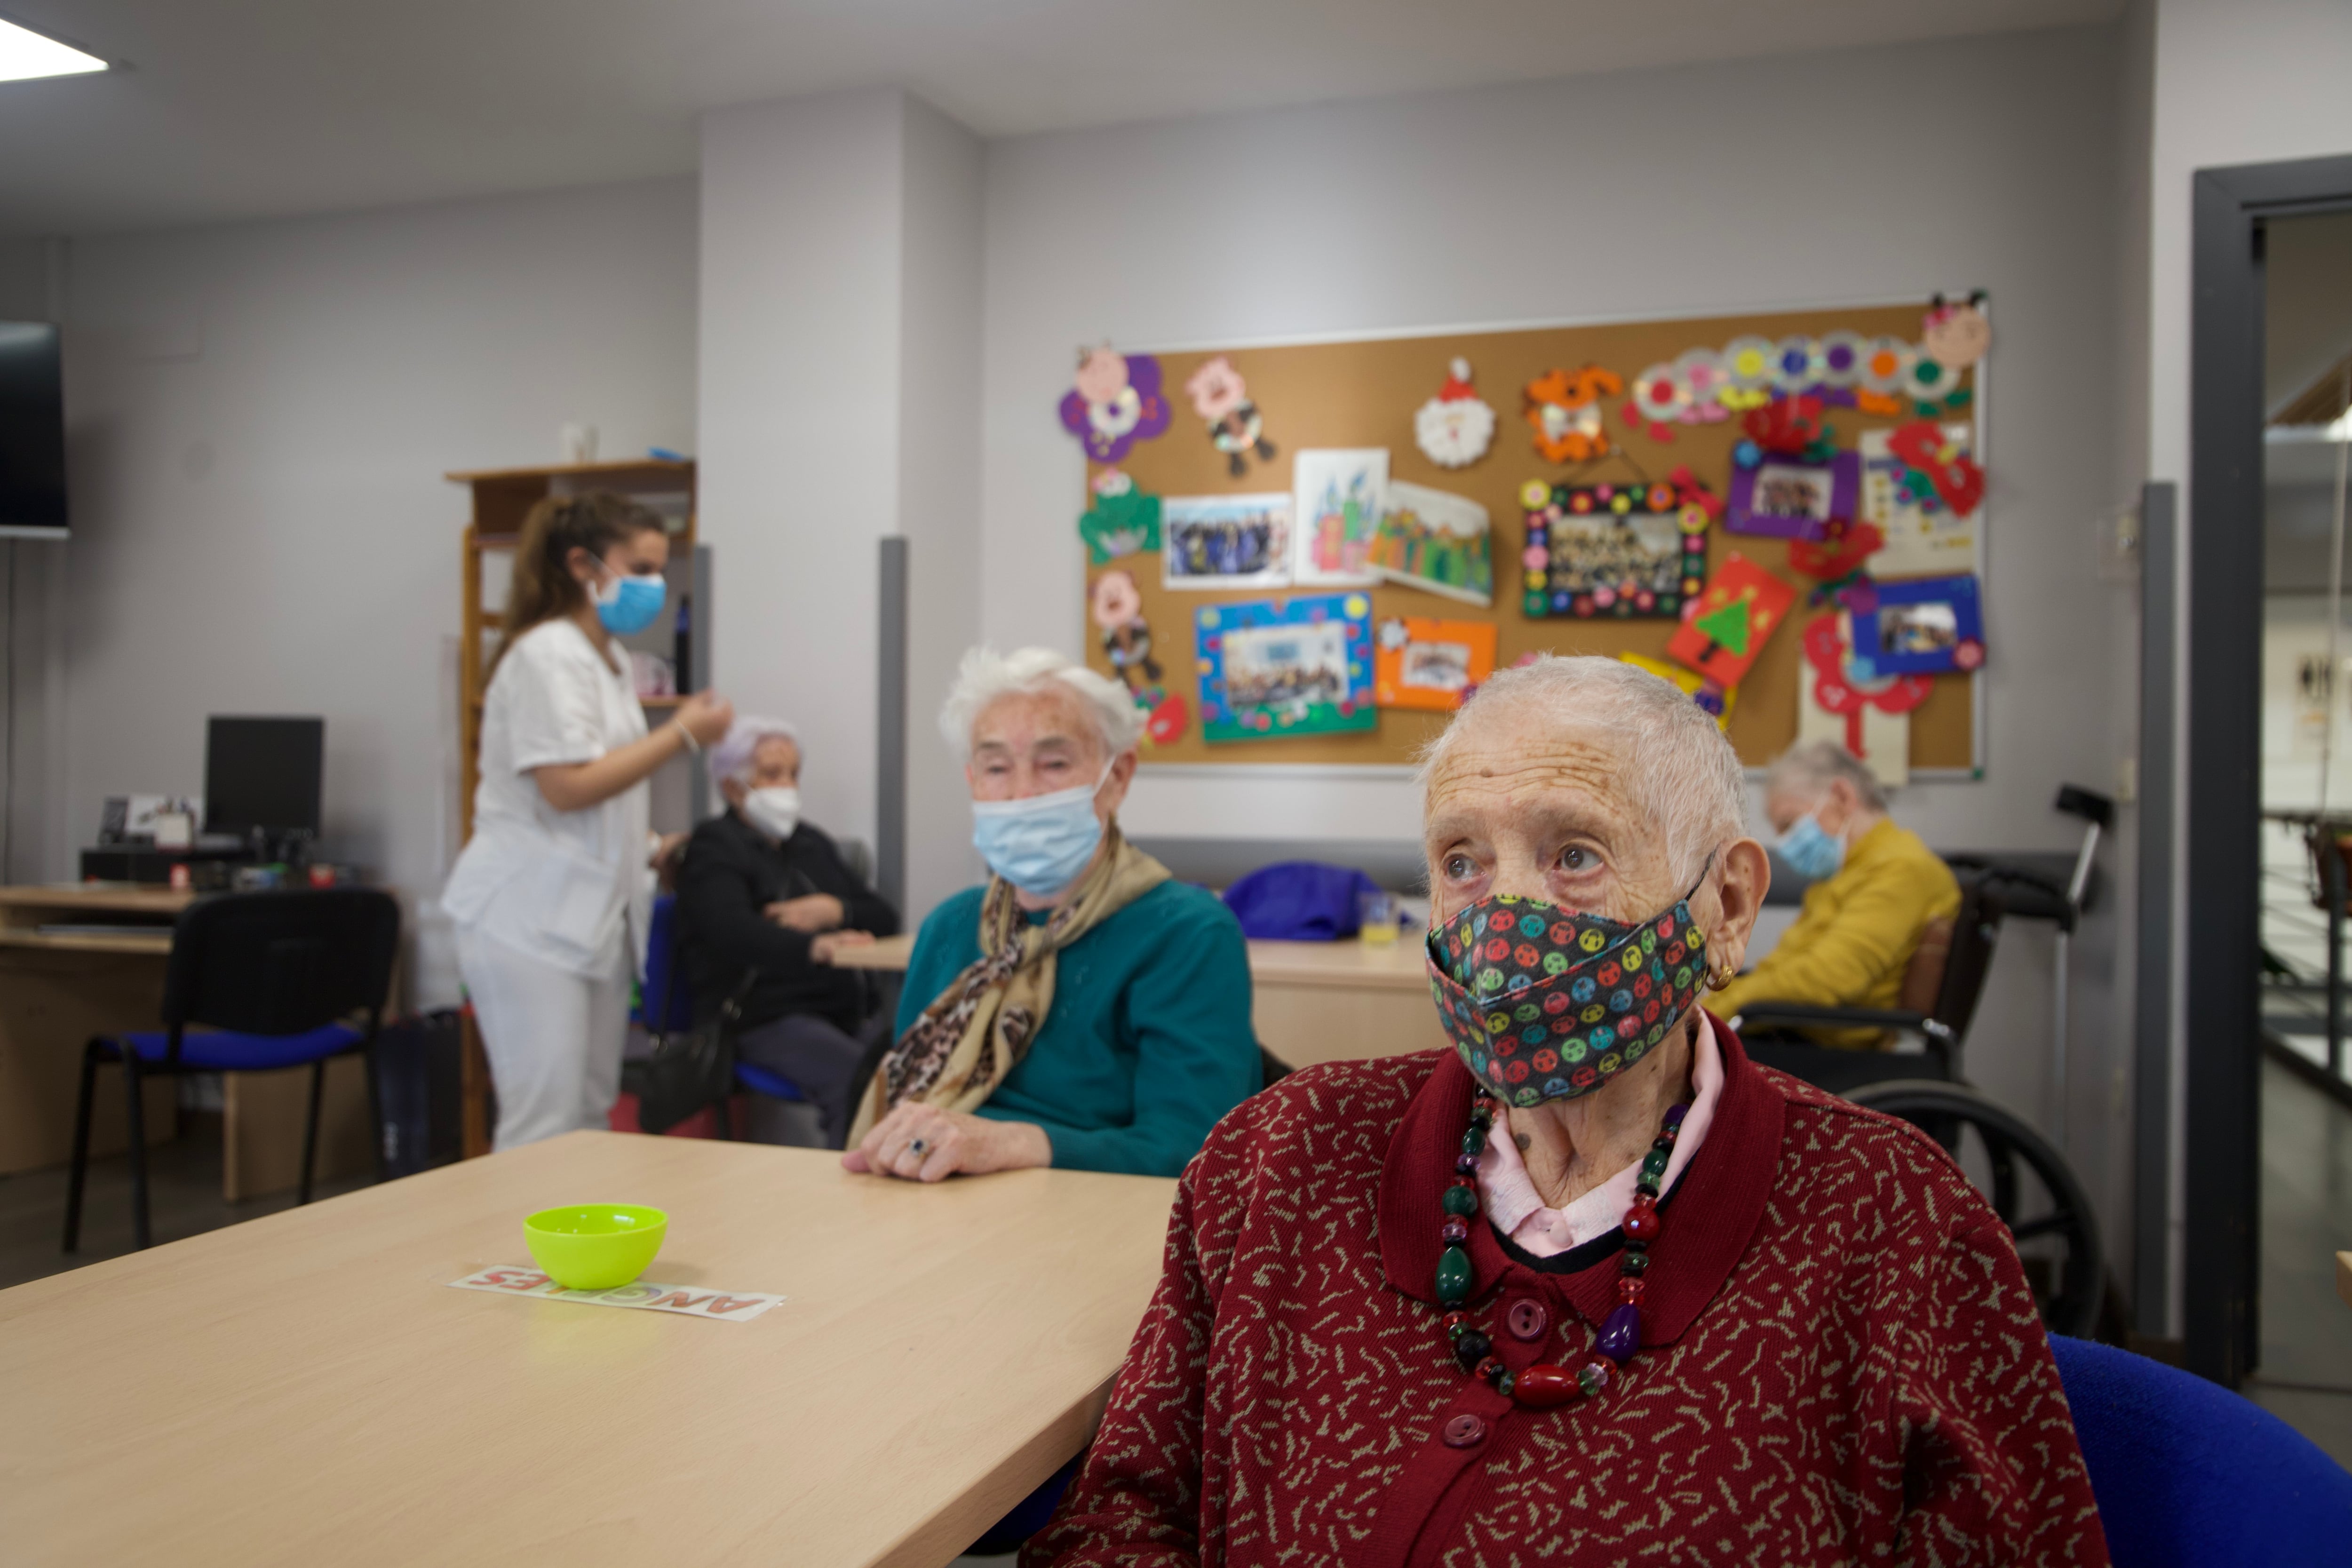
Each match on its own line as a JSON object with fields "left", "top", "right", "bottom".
{"left": 1425, "top": 871, "right": 1711, "bottom": 1107}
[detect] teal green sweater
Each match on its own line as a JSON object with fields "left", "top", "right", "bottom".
{"left": 894, "top": 880, "right": 1261, "bottom": 1178}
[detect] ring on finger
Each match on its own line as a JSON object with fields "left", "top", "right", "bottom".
{"left": 908, "top": 1137, "right": 930, "bottom": 1157}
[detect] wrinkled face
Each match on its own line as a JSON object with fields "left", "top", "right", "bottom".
{"left": 966, "top": 687, "right": 1132, "bottom": 824}
{"left": 1424, "top": 707, "right": 1715, "bottom": 939}
{"left": 1185, "top": 357, "right": 1246, "bottom": 420}
{"left": 1922, "top": 305, "right": 1990, "bottom": 369}
{"left": 1089, "top": 569, "right": 1142, "bottom": 629}
{"left": 746, "top": 735, "right": 800, "bottom": 788}
{"left": 1764, "top": 775, "right": 1857, "bottom": 838}
{"left": 1074, "top": 347, "right": 1130, "bottom": 406}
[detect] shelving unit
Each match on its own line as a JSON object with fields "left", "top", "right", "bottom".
{"left": 446, "top": 458, "right": 699, "bottom": 1155}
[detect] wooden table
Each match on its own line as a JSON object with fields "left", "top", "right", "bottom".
{"left": 2337, "top": 1250, "right": 2352, "bottom": 1311}
{"left": 0, "top": 1130, "right": 1176, "bottom": 1567}
{"left": 825, "top": 929, "right": 1446, "bottom": 1068}
{"left": 0, "top": 884, "right": 375, "bottom": 1198}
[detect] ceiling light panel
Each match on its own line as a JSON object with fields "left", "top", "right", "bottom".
{"left": 0, "top": 16, "right": 106, "bottom": 83}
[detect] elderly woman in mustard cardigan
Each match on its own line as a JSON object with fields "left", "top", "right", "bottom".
{"left": 1029, "top": 656, "right": 2105, "bottom": 1568}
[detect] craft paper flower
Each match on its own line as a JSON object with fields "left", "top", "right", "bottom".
{"left": 1525, "top": 366, "right": 1624, "bottom": 463}
{"left": 1058, "top": 348, "right": 1172, "bottom": 462}
{"left": 1742, "top": 394, "right": 1828, "bottom": 457}
{"left": 1675, "top": 349, "right": 1733, "bottom": 421}
{"left": 1815, "top": 331, "right": 1867, "bottom": 388}
{"left": 1886, "top": 420, "right": 1984, "bottom": 516}
{"left": 1772, "top": 336, "right": 1824, "bottom": 391}
{"left": 1858, "top": 336, "right": 1914, "bottom": 396}
{"left": 1414, "top": 358, "right": 1498, "bottom": 468}
{"left": 1789, "top": 518, "right": 1885, "bottom": 581}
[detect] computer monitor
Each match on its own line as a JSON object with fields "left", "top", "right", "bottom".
{"left": 204, "top": 716, "right": 324, "bottom": 841}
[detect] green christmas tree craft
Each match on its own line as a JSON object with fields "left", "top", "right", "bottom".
{"left": 1693, "top": 592, "right": 1754, "bottom": 659}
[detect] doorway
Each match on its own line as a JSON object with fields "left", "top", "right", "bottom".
{"left": 2184, "top": 156, "right": 2352, "bottom": 1465}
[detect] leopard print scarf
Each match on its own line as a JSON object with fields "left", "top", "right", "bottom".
{"left": 847, "top": 828, "right": 1169, "bottom": 1143}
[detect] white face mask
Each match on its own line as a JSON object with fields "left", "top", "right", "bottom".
{"left": 739, "top": 785, "right": 801, "bottom": 842}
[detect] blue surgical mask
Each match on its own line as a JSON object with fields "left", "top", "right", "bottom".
{"left": 971, "top": 764, "right": 1111, "bottom": 898}
{"left": 1778, "top": 811, "right": 1846, "bottom": 881}
{"left": 594, "top": 560, "right": 667, "bottom": 636}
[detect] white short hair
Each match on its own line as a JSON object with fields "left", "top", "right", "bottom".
{"left": 711, "top": 717, "right": 799, "bottom": 786}
{"left": 1765, "top": 738, "right": 1889, "bottom": 813}
{"left": 939, "top": 645, "right": 1142, "bottom": 763}
{"left": 1420, "top": 655, "right": 1747, "bottom": 884}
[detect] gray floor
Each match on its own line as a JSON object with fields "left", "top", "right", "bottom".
{"left": 0, "top": 1120, "right": 373, "bottom": 1293}
{"left": 2249, "top": 1056, "right": 2352, "bottom": 1465}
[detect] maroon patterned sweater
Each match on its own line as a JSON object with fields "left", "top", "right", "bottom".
{"left": 1027, "top": 1021, "right": 2108, "bottom": 1568}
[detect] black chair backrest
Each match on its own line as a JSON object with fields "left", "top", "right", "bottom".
{"left": 162, "top": 889, "right": 402, "bottom": 1035}
{"left": 1929, "top": 876, "right": 2006, "bottom": 1047}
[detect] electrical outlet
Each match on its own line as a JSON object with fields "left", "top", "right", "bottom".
{"left": 2115, "top": 756, "right": 2138, "bottom": 804}
{"left": 2098, "top": 504, "right": 2142, "bottom": 584}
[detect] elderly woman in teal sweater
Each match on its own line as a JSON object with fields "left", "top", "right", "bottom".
{"left": 841, "top": 646, "right": 1261, "bottom": 1181}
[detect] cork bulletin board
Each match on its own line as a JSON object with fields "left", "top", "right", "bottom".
{"left": 1078, "top": 302, "right": 1983, "bottom": 772}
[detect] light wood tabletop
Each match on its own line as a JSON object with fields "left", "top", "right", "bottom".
{"left": 0, "top": 1131, "right": 1177, "bottom": 1568}
{"left": 824, "top": 931, "right": 1433, "bottom": 984}
{"left": 2337, "top": 1250, "right": 2352, "bottom": 1311}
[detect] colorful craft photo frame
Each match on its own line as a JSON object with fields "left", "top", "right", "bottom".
{"left": 1851, "top": 574, "right": 1985, "bottom": 677}
{"left": 1195, "top": 594, "right": 1378, "bottom": 743}
{"left": 1520, "top": 479, "right": 1708, "bottom": 620}
{"left": 1725, "top": 450, "right": 1859, "bottom": 541}
{"left": 1374, "top": 616, "right": 1497, "bottom": 711}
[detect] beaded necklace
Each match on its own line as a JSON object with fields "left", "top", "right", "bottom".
{"left": 1435, "top": 1095, "right": 1688, "bottom": 1407}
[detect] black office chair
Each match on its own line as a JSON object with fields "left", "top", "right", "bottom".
{"left": 1732, "top": 872, "right": 2009, "bottom": 1092}
{"left": 63, "top": 888, "right": 400, "bottom": 1252}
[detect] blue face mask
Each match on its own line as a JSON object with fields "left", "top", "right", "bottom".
{"left": 971, "top": 765, "right": 1111, "bottom": 898}
{"left": 1778, "top": 811, "right": 1846, "bottom": 881}
{"left": 594, "top": 561, "right": 667, "bottom": 636}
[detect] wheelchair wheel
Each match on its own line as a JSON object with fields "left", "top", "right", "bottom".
{"left": 1845, "top": 1080, "right": 2105, "bottom": 1340}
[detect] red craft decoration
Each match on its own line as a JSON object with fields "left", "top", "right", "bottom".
{"left": 1802, "top": 612, "right": 1931, "bottom": 758}
{"left": 1741, "top": 394, "right": 1826, "bottom": 456}
{"left": 1788, "top": 519, "right": 1884, "bottom": 581}
{"left": 1886, "top": 420, "right": 1985, "bottom": 517}
{"left": 1664, "top": 555, "right": 1796, "bottom": 688}
{"left": 1666, "top": 465, "right": 1724, "bottom": 521}
{"left": 1144, "top": 692, "right": 1190, "bottom": 746}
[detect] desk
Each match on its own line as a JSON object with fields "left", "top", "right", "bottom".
{"left": 2337, "top": 1251, "right": 2352, "bottom": 1312}
{"left": 0, "top": 1131, "right": 1176, "bottom": 1568}
{"left": 823, "top": 929, "right": 1446, "bottom": 1069}
{"left": 0, "top": 884, "right": 374, "bottom": 1199}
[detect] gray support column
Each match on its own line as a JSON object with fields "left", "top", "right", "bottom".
{"left": 876, "top": 536, "right": 909, "bottom": 915}
{"left": 2132, "top": 479, "right": 2176, "bottom": 1337}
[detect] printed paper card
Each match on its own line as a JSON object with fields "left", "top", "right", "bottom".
{"left": 1375, "top": 616, "right": 1498, "bottom": 711}
{"left": 1161, "top": 493, "right": 1293, "bottom": 589}
{"left": 1291, "top": 448, "right": 1391, "bottom": 587}
{"left": 1367, "top": 481, "right": 1493, "bottom": 605}
{"left": 447, "top": 1266, "right": 786, "bottom": 1322}
{"left": 1860, "top": 423, "right": 1979, "bottom": 578}
{"left": 1196, "top": 593, "right": 1378, "bottom": 742}
{"left": 1662, "top": 554, "right": 1796, "bottom": 688}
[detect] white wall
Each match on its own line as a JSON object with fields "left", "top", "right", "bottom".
{"left": 56, "top": 177, "right": 699, "bottom": 1005}
{"left": 699, "top": 89, "right": 983, "bottom": 926}
{"left": 980, "top": 25, "right": 2137, "bottom": 1237}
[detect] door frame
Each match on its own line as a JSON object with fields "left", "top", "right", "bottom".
{"left": 2184, "top": 151, "right": 2352, "bottom": 1384}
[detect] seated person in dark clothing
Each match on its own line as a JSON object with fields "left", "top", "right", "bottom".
{"left": 676, "top": 717, "right": 900, "bottom": 1146}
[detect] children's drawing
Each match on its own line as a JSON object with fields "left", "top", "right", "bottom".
{"left": 1367, "top": 480, "right": 1491, "bottom": 605}
{"left": 1290, "top": 448, "right": 1390, "bottom": 588}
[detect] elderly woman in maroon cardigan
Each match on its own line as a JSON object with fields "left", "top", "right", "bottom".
{"left": 1029, "top": 655, "right": 2107, "bottom": 1568}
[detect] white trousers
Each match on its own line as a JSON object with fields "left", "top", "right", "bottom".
{"left": 455, "top": 927, "right": 629, "bottom": 1152}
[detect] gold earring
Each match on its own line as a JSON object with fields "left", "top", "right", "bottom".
{"left": 1706, "top": 960, "right": 1736, "bottom": 991}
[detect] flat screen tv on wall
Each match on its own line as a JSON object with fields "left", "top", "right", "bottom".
{"left": 0, "top": 322, "right": 64, "bottom": 539}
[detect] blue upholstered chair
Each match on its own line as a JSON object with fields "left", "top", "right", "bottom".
{"left": 63, "top": 888, "right": 400, "bottom": 1251}
{"left": 2048, "top": 1334, "right": 2352, "bottom": 1564}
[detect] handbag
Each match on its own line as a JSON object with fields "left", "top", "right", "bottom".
{"left": 626, "top": 956, "right": 754, "bottom": 1137}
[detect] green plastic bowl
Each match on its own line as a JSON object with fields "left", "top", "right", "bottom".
{"left": 522, "top": 1203, "right": 668, "bottom": 1290}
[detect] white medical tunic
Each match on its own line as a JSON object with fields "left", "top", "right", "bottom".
{"left": 443, "top": 618, "right": 651, "bottom": 979}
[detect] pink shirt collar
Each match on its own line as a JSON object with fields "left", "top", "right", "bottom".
{"left": 1475, "top": 1011, "right": 1725, "bottom": 1257}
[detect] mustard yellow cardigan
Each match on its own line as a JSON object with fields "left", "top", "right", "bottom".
{"left": 1714, "top": 817, "right": 1961, "bottom": 1049}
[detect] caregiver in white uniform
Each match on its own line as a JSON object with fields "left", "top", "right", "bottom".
{"left": 444, "top": 492, "right": 733, "bottom": 1149}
